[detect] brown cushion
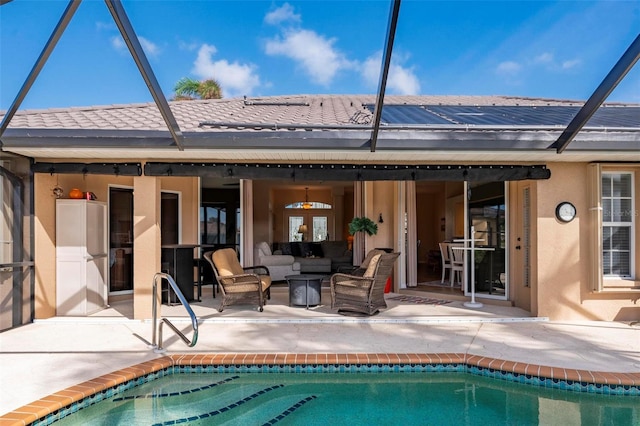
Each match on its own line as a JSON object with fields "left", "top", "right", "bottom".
{"left": 212, "top": 248, "right": 243, "bottom": 276}
{"left": 363, "top": 254, "right": 382, "bottom": 278}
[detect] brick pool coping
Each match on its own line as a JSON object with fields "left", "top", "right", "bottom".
{"left": 2, "top": 353, "right": 639, "bottom": 426}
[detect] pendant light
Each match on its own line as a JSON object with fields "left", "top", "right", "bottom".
{"left": 302, "top": 187, "right": 312, "bottom": 209}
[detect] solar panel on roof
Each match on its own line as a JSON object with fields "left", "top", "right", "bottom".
{"left": 426, "top": 105, "right": 580, "bottom": 126}
{"left": 370, "top": 104, "right": 639, "bottom": 128}
{"left": 366, "top": 104, "right": 454, "bottom": 125}
{"left": 589, "top": 108, "right": 640, "bottom": 127}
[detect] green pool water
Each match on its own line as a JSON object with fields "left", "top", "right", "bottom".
{"left": 52, "top": 372, "right": 638, "bottom": 425}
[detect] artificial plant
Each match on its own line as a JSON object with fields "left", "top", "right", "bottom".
{"left": 348, "top": 216, "right": 378, "bottom": 236}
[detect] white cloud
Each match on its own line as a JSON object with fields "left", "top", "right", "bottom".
{"left": 96, "top": 21, "right": 114, "bottom": 31}
{"left": 264, "top": 29, "right": 353, "bottom": 85}
{"left": 534, "top": 52, "right": 554, "bottom": 64}
{"left": 138, "top": 36, "right": 159, "bottom": 57}
{"left": 561, "top": 59, "right": 581, "bottom": 70}
{"left": 110, "top": 35, "right": 160, "bottom": 57}
{"left": 361, "top": 51, "right": 420, "bottom": 95}
{"left": 192, "top": 44, "right": 261, "bottom": 98}
{"left": 387, "top": 64, "right": 421, "bottom": 95}
{"left": 362, "top": 55, "right": 381, "bottom": 87}
{"left": 178, "top": 40, "right": 199, "bottom": 51}
{"left": 264, "top": 3, "right": 301, "bottom": 26}
{"left": 496, "top": 61, "right": 522, "bottom": 75}
{"left": 111, "top": 36, "right": 125, "bottom": 51}
{"left": 531, "top": 52, "right": 581, "bottom": 71}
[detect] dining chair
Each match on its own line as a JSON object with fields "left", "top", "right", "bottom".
{"left": 438, "top": 242, "right": 452, "bottom": 284}
{"left": 449, "top": 244, "right": 464, "bottom": 288}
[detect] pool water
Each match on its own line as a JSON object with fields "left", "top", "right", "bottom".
{"left": 53, "top": 372, "right": 638, "bottom": 425}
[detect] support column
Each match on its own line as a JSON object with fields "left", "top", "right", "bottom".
{"left": 133, "top": 175, "right": 161, "bottom": 319}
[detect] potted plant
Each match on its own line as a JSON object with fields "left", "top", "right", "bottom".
{"left": 348, "top": 216, "right": 378, "bottom": 236}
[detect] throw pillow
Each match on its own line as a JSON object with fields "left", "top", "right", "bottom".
{"left": 290, "top": 242, "right": 302, "bottom": 257}
{"left": 363, "top": 254, "right": 382, "bottom": 278}
{"left": 301, "top": 242, "right": 312, "bottom": 257}
{"left": 311, "top": 243, "right": 324, "bottom": 257}
{"left": 280, "top": 243, "right": 292, "bottom": 255}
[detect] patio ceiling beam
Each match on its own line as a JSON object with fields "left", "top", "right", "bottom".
{"left": 144, "top": 162, "right": 551, "bottom": 182}
{"left": 369, "top": 0, "right": 401, "bottom": 153}
{"left": 104, "top": 0, "right": 185, "bottom": 151}
{"left": 554, "top": 33, "right": 640, "bottom": 154}
{"left": 0, "top": 0, "right": 81, "bottom": 146}
{"left": 32, "top": 162, "right": 142, "bottom": 176}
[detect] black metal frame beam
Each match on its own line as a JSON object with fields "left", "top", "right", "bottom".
{"left": 0, "top": 0, "right": 81, "bottom": 146}
{"left": 369, "top": 0, "right": 401, "bottom": 153}
{"left": 144, "top": 162, "right": 551, "bottom": 181}
{"left": 32, "top": 162, "right": 142, "bottom": 176}
{"left": 104, "top": 0, "right": 185, "bottom": 151}
{"left": 554, "top": 33, "right": 640, "bottom": 153}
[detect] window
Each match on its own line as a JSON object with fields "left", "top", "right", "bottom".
{"left": 289, "top": 216, "right": 304, "bottom": 241}
{"left": 201, "top": 204, "right": 226, "bottom": 245}
{"left": 312, "top": 216, "right": 328, "bottom": 241}
{"left": 287, "top": 215, "right": 329, "bottom": 241}
{"left": 285, "top": 201, "right": 332, "bottom": 209}
{"left": 602, "top": 172, "right": 634, "bottom": 278}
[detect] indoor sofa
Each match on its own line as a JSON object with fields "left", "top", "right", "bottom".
{"left": 272, "top": 240, "right": 352, "bottom": 273}
{"left": 253, "top": 241, "right": 300, "bottom": 281}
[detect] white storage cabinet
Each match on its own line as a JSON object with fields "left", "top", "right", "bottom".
{"left": 56, "top": 199, "right": 108, "bottom": 315}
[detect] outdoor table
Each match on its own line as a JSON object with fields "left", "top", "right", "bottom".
{"left": 285, "top": 274, "right": 324, "bottom": 308}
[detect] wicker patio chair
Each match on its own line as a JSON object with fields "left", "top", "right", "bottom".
{"left": 330, "top": 252, "right": 400, "bottom": 316}
{"left": 335, "top": 249, "right": 386, "bottom": 276}
{"left": 203, "top": 249, "right": 271, "bottom": 312}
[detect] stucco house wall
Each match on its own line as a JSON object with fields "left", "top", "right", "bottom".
{"left": 535, "top": 163, "right": 639, "bottom": 321}
{"left": 34, "top": 173, "right": 198, "bottom": 319}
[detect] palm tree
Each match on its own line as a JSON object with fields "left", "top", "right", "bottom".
{"left": 173, "top": 77, "right": 222, "bottom": 100}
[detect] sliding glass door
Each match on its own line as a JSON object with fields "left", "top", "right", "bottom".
{"left": 467, "top": 181, "right": 508, "bottom": 300}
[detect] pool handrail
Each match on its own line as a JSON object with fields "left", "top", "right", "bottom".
{"left": 152, "top": 272, "right": 199, "bottom": 352}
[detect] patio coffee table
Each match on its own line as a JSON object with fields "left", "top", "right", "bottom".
{"left": 285, "top": 274, "right": 325, "bottom": 308}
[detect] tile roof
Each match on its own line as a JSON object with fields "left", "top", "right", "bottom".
{"left": 2, "top": 95, "right": 637, "bottom": 163}
{"left": 3, "top": 94, "right": 601, "bottom": 132}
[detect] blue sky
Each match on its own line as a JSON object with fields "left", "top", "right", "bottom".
{"left": 1, "top": 0, "right": 639, "bottom": 110}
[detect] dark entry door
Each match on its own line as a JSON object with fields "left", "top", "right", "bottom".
{"left": 109, "top": 187, "right": 134, "bottom": 293}
{"left": 0, "top": 155, "right": 34, "bottom": 331}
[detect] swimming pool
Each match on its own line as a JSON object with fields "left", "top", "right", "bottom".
{"left": 30, "top": 356, "right": 639, "bottom": 425}
{"left": 48, "top": 371, "right": 639, "bottom": 425}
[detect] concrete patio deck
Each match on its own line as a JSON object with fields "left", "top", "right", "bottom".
{"left": 1, "top": 286, "right": 639, "bottom": 417}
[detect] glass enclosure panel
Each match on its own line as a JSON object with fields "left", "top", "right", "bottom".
{"left": 468, "top": 181, "right": 507, "bottom": 299}
{"left": 312, "top": 216, "right": 328, "bottom": 241}
{"left": 0, "top": 173, "right": 10, "bottom": 266}
{"left": 0, "top": 155, "right": 33, "bottom": 331}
